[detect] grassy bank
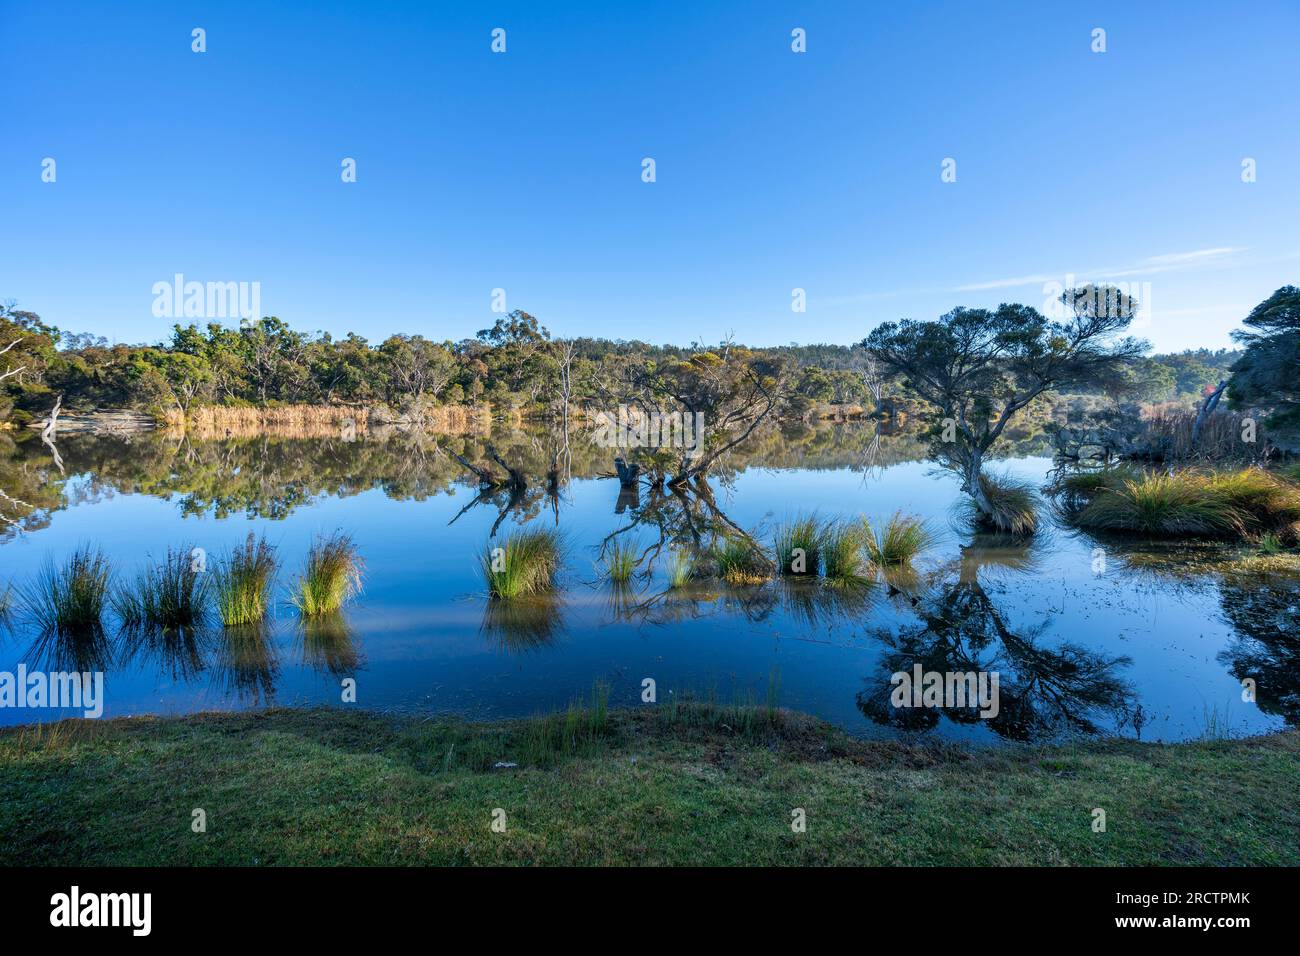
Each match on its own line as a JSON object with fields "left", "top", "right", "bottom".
{"left": 1, "top": 707, "right": 1296, "bottom": 866}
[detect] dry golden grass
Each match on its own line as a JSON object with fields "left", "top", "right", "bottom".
{"left": 165, "top": 404, "right": 494, "bottom": 437}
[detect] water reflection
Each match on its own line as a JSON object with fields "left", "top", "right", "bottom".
{"left": 857, "top": 536, "right": 1138, "bottom": 741}
{"left": 212, "top": 624, "right": 279, "bottom": 706}
{"left": 480, "top": 596, "right": 565, "bottom": 652}
{"left": 297, "top": 614, "right": 363, "bottom": 677}
{"left": 1216, "top": 571, "right": 1300, "bottom": 726}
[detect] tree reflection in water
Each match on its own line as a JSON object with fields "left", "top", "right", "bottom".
{"left": 1216, "top": 569, "right": 1300, "bottom": 726}
{"left": 857, "top": 534, "right": 1138, "bottom": 742}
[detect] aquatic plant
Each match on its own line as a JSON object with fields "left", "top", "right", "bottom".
{"left": 715, "top": 537, "right": 770, "bottom": 585}
{"left": 970, "top": 473, "right": 1039, "bottom": 535}
{"left": 665, "top": 548, "right": 696, "bottom": 588}
{"left": 516, "top": 681, "right": 611, "bottom": 766}
{"left": 213, "top": 533, "right": 278, "bottom": 626}
{"left": 602, "top": 538, "right": 638, "bottom": 584}
{"left": 113, "top": 547, "right": 210, "bottom": 630}
{"left": 1070, "top": 467, "right": 1300, "bottom": 540}
{"left": 20, "top": 546, "right": 112, "bottom": 637}
{"left": 290, "top": 532, "right": 363, "bottom": 617}
{"left": 481, "top": 528, "right": 562, "bottom": 599}
{"left": 774, "top": 514, "right": 825, "bottom": 576}
{"left": 822, "top": 521, "right": 868, "bottom": 584}
{"left": 861, "top": 512, "right": 934, "bottom": 566}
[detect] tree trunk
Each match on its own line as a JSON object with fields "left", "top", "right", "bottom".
{"left": 1191, "top": 379, "right": 1227, "bottom": 450}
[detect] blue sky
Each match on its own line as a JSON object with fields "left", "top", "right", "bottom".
{"left": 2, "top": 0, "right": 1297, "bottom": 352}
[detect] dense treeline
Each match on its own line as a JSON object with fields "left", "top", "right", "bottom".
{"left": 0, "top": 300, "right": 1250, "bottom": 426}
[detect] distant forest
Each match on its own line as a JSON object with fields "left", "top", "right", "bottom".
{"left": 0, "top": 301, "right": 1244, "bottom": 426}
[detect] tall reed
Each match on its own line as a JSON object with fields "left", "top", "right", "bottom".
{"left": 774, "top": 514, "right": 825, "bottom": 576}
{"left": 861, "top": 512, "right": 934, "bottom": 566}
{"left": 213, "top": 533, "right": 277, "bottom": 626}
{"left": 21, "top": 546, "right": 112, "bottom": 637}
{"left": 113, "top": 546, "right": 210, "bottom": 630}
{"left": 290, "top": 532, "right": 363, "bottom": 617}
{"left": 602, "top": 539, "right": 638, "bottom": 584}
{"left": 481, "top": 528, "right": 562, "bottom": 598}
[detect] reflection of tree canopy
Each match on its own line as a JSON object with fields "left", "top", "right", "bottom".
{"left": 857, "top": 542, "right": 1137, "bottom": 741}
{"left": 1216, "top": 570, "right": 1300, "bottom": 725}
{"left": 0, "top": 420, "right": 942, "bottom": 528}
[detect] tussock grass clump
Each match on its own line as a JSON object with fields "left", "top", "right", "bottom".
{"left": 481, "top": 528, "right": 562, "bottom": 599}
{"left": 1071, "top": 467, "right": 1300, "bottom": 541}
{"left": 715, "top": 537, "right": 770, "bottom": 585}
{"left": 21, "top": 546, "right": 112, "bottom": 637}
{"left": 213, "top": 534, "right": 277, "bottom": 626}
{"left": 665, "top": 548, "right": 696, "bottom": 588}
{"left": 972, "top": 473, "right": 1039, "bottom": 535}
{"left": 113, "top": 547, "right": 209, "bottom": 630}
{"left": 774, "top": 514, "right": 825, "bottom": 576}
{"left": 822, "top": 521, "right": 868, "bottom": 584}
{"left": 602, "top": 539, "right": 638, "bottom": 584}
{"left": 861, "top": 512, "right": 933, "bottom": 566}
{"left": 291, "top": 532, "right": 363, "bottom": 617}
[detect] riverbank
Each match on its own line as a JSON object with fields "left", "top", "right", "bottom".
{"left": 1, "top": 706, "right": 1295, "bottom": 865}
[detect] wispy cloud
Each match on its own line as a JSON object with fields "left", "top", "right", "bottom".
{"left": 952, "top": 247, "right": 1248, "bottom": 292}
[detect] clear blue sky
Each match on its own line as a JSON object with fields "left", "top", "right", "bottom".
{"left": 2, "top": 0, "right": 1296, "bottom": 352}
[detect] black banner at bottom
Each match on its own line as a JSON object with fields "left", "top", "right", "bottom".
{"left": 0, "top": 865, "right": 1282, "bottom": 940}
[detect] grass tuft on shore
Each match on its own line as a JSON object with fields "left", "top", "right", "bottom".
{"left": 482, "top": 528, "right": 562, "bottom": 599}
{"left": 20, "top": 546, "right": 112, "bottom": 637}
{"left": 214, "top": 534, "right": 277, "bottom": 626}
{"left": 290, "top": 532, "right": 363, "bottom": 618}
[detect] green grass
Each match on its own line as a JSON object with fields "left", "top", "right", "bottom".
{"left": 774, "top": 514, "right": 825, "bottom": 576}
{"left": 971, "top": 473, "right": 1040, "bottom": 535}
{"left": 714, "top": 536, "right": 770, "bottom": 585}
{"left": 665, "top": 548, "right": 696, "bottom": 588}
{"left": 290, "top": 532, "right": 363, "bottom": 618}
{"left": 601, "top": 539, "right": 638, "bottom": 584}
{"left": 1, "top": 706, "right": 1296, "bottom": 865}
{"left": 822, "top": 521, "right": 868, "bottom": 584}
{"left": 19, "top": 546, "right": 112, "bottom": 637}
{"left": 1068, "top": 467, "right": 1300, "bottom": 540}
{"left": 481, "top": 528, "right": 562, "bottom": 599}
{"left": 113, "top": 546, "right": 210, "bottom": 630}
{"left": 213, "top": 534, "right": 277, "bottom": 626}
{"left": 861, "top": 512, "right": 934, "bottom": 566}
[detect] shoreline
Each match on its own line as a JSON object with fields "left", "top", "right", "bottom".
{"left": 1, "top": 706, "right": 1295, "bottom": 866}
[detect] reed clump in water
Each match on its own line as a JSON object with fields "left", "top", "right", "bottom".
{"left": 970, "top": 473, "right": 1040, "bottom": 536}
{"left": 715, "top": 537, "right": 771, "bottom": 585}
{"left": 774, "top": 514, "right": 825, "bottom": 576}
{"left": 822, "top": 521, "right": 869, "bottom": 584}
{"left": 290, "top": 532, "right": 363, "bottom": 617}
{"left": 665, "top": 548, "right": 697, "bottom": 589}
{"left": 861, "top": 512, "right": 934, "bottom": 567}
{"left": 214, "top": 534, "right": 278, "bottom": 626}
{"left": 1067, "top": 466, "right": 1300, "bottom": 541}
{"left": 113, "top": 546, "right": 210, "bottom": 630}
{"left": 602, "top": 539, "right": 638, "bottom": 585}
{"left": 482, "top": 528, "right": 562, "bottom": 599}
{"left": 21, "top": 546, "right": 112, "bottom": 638}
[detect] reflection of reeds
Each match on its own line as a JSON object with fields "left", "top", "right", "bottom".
{"left": 290, "top": 532, "right": 363, "bottom": 617}
{"left": 862, "top": 512, "right": 933, "bottom": 566}
{"left": 164, "top": 403, "right": 494, "bottom": 438}
{"left": 214, "top": 534, "right": 277, "bottom": 626}
{"left": 113, "top": 547, "right": 209, "bottom": 630}
{"left": 213, "top": 623, "right": 279, "bottom": 704}
{"left": 20, "top": 546, "right": 112, "bottom": 639}
{"left": 774, "top": 514, "right": 825, "bottom": 576}
{"left": 119, "top": 624, "right": 212, "bottom": 682}
{"left": 297, "top": 613, "right": 361, "bottom": 676}
{"left": 481, "top": 596, "right": 564, "bottom": 652}
{"left": 481, "top": 528, "right": 561, "bottom": 598}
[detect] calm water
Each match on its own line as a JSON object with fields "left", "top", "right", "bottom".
{"left": 1, "top": 427, "right": 1295, "bottom": 743}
